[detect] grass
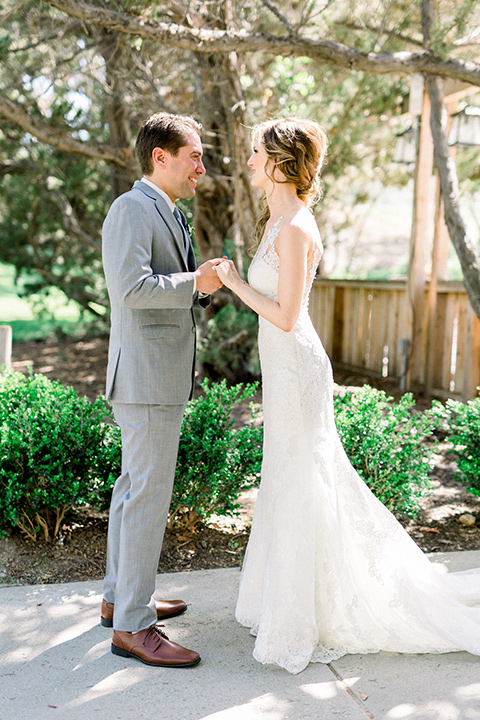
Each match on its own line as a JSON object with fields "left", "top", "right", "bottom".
{"left": 0, "top": 263, "right": 83, "bottom": 342}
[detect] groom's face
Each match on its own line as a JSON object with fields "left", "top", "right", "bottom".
{"left": 161, "top": 130, "right": 206, "bottom": 202}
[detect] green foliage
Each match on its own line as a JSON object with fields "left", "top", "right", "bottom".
{"left": 0, "top": 262, "right": 108, "bottom": 342}
{"left": 333, "top": 386, "right": 437, "bottom": 517}
{"left": 171, "top": 379, "right": 263, "bottom": 528}
{"left": 1, "top": 0, "right": 478, "bottom": 353}
{"left": 0, "top": 136, "right": 110, "bottom": 316}
{"left": 441, "top": 394, "right": 480, "bottom": 496}
{"left": 430, "top": 0, "right": 478, "bottom": 57}
{"left": 198, "top": 304, "right": 260, "bottom": 383}
{"left": 0, "top": 12, "right": 113, "bottom": 317}
{"left": 0, "top": 372, "right": 262, "bottom": 540}
{"left": 4, "top": 363, "right": 478, "bottom": 548}
{"left": 0, "top": 371, "right": 120, "bottom": 541}
{"left": 6, "top": 317, "right": 106, "bottom": 344}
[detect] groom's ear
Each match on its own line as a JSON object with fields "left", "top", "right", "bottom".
{"left": 152, "top": 147, "right": 166, "bottom": 167}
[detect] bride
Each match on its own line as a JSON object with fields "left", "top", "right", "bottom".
{"left": 214, "top": 117, "right": 480, "bottom": 675}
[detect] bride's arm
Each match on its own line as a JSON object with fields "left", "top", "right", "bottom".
{"left": 216, "top": 225, "right": 310, "bottom": 332}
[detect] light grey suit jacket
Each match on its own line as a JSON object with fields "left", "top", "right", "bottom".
{"left": 102, "top": 180, "right": 208, "bottom": 405}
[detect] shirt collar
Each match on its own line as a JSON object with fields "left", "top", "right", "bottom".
{"left": 141, "top": 177, "right": 175, "bottom": 213}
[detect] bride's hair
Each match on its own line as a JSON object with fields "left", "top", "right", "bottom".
{"left": 251, "top": 117, "right": 328, "bottom": 250}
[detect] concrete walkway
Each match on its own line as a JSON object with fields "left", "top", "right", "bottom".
{"left": 1, "top": 551, "right": 480, "bottom": 720}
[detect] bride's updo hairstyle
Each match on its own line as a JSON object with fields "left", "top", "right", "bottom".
{"left": 252, "top": 117, "right": 327, "bottom": 249}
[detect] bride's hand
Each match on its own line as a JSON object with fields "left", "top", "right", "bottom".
{"left": 215, "top": 259, "right": 242, "bottom": 290}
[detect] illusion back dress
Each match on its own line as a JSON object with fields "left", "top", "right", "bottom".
{"left": 235, "top": 217, "right": 480, "bottom": 675}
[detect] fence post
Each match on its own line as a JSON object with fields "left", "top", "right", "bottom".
{"left": 398, "top": 338, "right": 409, "bottom": 393}
{"left": 331, "top": 285, "right": 344, "bottom": 363}
{"left": 0, "top": 325, "right": 12, "bottom": 372}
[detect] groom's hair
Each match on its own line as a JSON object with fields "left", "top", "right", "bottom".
{"left": 136, "top": 112, "right": 202, "bottom": 175}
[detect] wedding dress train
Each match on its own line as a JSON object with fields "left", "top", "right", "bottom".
{"left": 235, "top": 218, "right": 480, "bottom": 674}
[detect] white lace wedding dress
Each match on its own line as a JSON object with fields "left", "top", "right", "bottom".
{"left": 235, "top": 217, "right": 480, "bottom": 674}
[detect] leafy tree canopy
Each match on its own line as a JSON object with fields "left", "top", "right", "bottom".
{"left": 0, "top": 0, "right": 479, "bottom": 316}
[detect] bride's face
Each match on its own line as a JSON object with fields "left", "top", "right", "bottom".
{"left": 247, "top": 137, "right": 274, "bottom": 190}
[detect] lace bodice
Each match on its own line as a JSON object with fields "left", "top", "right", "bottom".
{"left": 249, "top": 216, "right": 322, "bottom": 307}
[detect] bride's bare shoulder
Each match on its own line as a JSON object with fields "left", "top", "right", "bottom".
{"left": 277, "top": 207, "right": 320, "bottom": 248}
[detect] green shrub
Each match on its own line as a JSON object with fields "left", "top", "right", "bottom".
{"left": 198, "top": 304, "right": 260, "bottom": 383}
{"left": 0, "top": 371, "right": 120, "bottom": 541}
{"left": 0, "top": 372, "right": 262, "bottom": 540}
{"left": 2, "top": 369, "right": 443, "bottom": 542}
{"left": 170, "top": 379, "right": 263, "bottom": 529}
{"left": 442, "top": 394, "right": 480, "bottom": 496}
{"left": 333, "top": 385, "right": 438, "bottom": 517}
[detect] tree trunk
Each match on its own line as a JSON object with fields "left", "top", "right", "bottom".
{"left": 190, "top": 0, "right": 256, "bottom": 271}
{"left": 192, "top": 52, "right": 235, "bottom": 262}
{"left": 98, "top": 31, "right": 137, "bottom": 199}
{"left": 426, "top": 75, "right": 480, "bottom": 319}
{"left": 422, "top": 0, "right": 480, "bottom": 320}
{"left": 193, "top": 52, "right": 256, "bottom": 272}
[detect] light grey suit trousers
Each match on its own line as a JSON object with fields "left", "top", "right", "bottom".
{"left": 103, "top": 402, "right": 185, "bottom": 631}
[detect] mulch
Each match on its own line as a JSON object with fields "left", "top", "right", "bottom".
{"left": 0, "top": 510, "right": 249, "bottom": 586}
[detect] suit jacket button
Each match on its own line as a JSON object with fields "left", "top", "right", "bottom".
{"left": 192, "top": 327, "right": 196, "bottom": 333}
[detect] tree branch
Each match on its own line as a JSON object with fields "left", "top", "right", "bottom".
{"left": 0, "top": 0, "right": 28, "bottom": 26}
{"left": 427, "top": 75, "right": 480, "bottom": 320}
{"left": 8, "top": 21, "right": 84, "bottom": 53}
{"left": 50, "top": 190, "right": 101, "bottom": 253}
{"left": 0, "top": 160, "right": 36, "bottom": 176}
{"left": 455, "top": 27, "right": 480, "bottom": 48}
{"left": 422, "top": 0, "right": 480, "bottom": 321}
{"left": 259, "top": 0, "right": 294, "bottom": 35}
{"left": 336, "top": 21, "right": 424, "bottom": 49}
{"left": 0, "top": 94, "right": 137, "bottom": 170}
{"left": 44, "top": 0, "right": 480, "bottom": 86}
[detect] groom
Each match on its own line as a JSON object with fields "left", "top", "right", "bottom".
{"left": 101, "top": 112, "right": 222, "bottom": 667}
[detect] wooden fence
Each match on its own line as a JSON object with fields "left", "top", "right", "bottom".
{"left": 309, "top": 278, "right": 480, "bottom": 400}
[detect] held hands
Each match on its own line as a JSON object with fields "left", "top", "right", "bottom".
{"left": 195, "top": 256, "right": 243, "bottom": 295}
{"left": 195, "top": 258, "right": 225, "bottom": 295}
{"left": 214, "top": 259, "right": 242, "bottom": 291}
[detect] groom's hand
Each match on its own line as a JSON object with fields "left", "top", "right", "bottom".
{"left": 195, "top": 258, "right": 224, "bottom": 294}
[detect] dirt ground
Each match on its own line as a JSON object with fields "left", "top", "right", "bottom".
{"left": 1, "top": 335, "right": 478, "bottom": 587}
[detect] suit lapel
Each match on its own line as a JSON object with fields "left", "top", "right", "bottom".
{"left": 133, "top": 180, "right": 188, "bottom": 266}
{"left": 155, "top": 198, "right": 188, "bottom": 264}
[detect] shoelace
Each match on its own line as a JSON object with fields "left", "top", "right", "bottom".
{"left": 143, "top": 624, "right": 169, "bottom": 652}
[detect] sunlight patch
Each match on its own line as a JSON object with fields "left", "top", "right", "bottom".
{"left": 300, "top": 681, "right": 341, "bottom": 699}
{"left": 386, "top": 704, "right": 418, "bottom": 718}
{"left": 65, "top": 667, "right": 145, "bottom": 708}
{"left": 200, "top": 693, "right": 289, "bottom": 719}
{"left": 456, "top": 681, "right": 480, "bottom": 698}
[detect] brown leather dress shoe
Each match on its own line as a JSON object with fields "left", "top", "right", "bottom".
{"left": 111, "top": 624, "right": 200, "bottom": 667}
{"left": 100, "top": 598, "right": 187, "bottom": 628}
